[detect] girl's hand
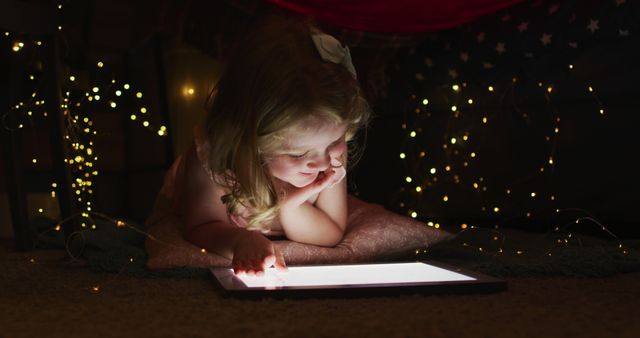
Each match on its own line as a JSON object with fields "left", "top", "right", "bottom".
{"left": 232, "top": 231, "right": 287, "bottom": 276}
{"left": 278, "top": 163, "right": 346, "bottom": 209}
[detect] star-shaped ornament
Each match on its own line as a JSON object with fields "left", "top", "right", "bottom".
{"left": 517, "top": 22, "right": 529, "bottom": 32}
{"left": 548, "top": 4, "right": 559, "bottom": 14}
{"left": 448, "top": 69, "right": 459, "bottom": 79}
{"left": 424, "top": 58, "right": 434, "bottom": 68}
{"left": 540, "top": 33, "right": 552, "bottom": 46}
{"left": 459, "top": 52, "right": 469, "bottom": 62}
{"left": 496, "top": 42, "right": 506, "bottom": 54}
{"left": 587, "top": 19, "right": 600, "bottom": 33}
{"left": 476, "top": 32, "right": 486, "bottom": 43}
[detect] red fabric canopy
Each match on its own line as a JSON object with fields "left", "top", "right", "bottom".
{"left": 266, "top": 0, "right": 524, "bottom": 33}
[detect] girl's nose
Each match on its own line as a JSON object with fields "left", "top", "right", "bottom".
{"left": 307, "top": 152, "right": 331, "bottom": 171}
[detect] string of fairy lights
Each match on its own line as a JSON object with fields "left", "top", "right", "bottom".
{"left": 3, "top": 4, "right": 170, "bottom": 246}
{"left": 397, "top": 57, "right": 630, "bottom": 257}
{"left": 1, "top": 2, "right": 206, "bottom": 293}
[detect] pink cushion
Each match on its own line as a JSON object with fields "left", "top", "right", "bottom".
{"left": 145, "top": 196, "right": 451, "bottom": 269}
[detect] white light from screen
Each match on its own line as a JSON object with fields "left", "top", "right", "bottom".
{"left": 233, "top": 262, "right": 475, "bottom": 288}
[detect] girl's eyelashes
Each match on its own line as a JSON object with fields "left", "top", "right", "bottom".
{"left": 288, "top": 152, "right": 308, "bottom": 159}
{"left": 284, "top": 136, "right": 345, "bottom": 159}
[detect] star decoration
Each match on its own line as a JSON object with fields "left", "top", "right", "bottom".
{"left": 448, "top": 69, "right": 459, "bottom": 79}
{"left": 548, "top": 4, "right": 559, "bottom": 14}
{"left": 501, "top": 14, "right": 512, "bottom": 22}
{"left": 517, "top": 21, "right": 529, "bottom": 32}
{"left": 424, "top": 58, "right": 434, "bottom": 68}
{"left": 459, "top": 52, "right": 469, "bottom": 62}
{"left": 540, "top": 33, "right": 552, "bottom": 46}
{"left": 587, "top": 19, "right": 600, "bottom": 33}
{"left": 496, "top": 42, "right": 506, "bottom": 54}
{"left": 415, "top": 73, "right": 425, "bottom": 81}
{"left": 476, "top": 32, "right": 486, "bottom": 43}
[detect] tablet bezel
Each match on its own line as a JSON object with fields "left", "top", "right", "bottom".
{"left": 210, "top": 261, "right": 507, "bottom": 298}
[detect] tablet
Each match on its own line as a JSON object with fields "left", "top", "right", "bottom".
{"left": 210, "top": 261, "right": 507, "bottom": 298}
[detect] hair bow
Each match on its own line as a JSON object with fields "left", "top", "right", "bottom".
{"left": 311, "top": 33, "right": 357, "bottom": 79}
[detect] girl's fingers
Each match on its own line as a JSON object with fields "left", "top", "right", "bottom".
{"left": 274, "top": 249, "right": 288, "bottom": 272}
{"left": 262, "top": 254, "right": 276, "bottom": 270}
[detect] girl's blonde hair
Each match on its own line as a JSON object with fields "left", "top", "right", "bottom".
{"left": 205, "top": 15, "right": 369, "bottom": 231}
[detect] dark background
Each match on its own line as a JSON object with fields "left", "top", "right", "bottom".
{"left": 2, "top": 0, "right": 639, "bottom": 239}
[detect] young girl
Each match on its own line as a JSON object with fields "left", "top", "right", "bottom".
{"left": 155, "top": 16, "right": 370, "bottom": 276}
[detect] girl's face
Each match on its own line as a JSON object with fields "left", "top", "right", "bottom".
{"left": 265, "top": 120, "right": 347, "bottom": 188}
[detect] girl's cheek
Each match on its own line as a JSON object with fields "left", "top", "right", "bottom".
{"left": 278, "top": 157, "right": 303, "bottom": 173}
{"left": 330, "top": 141, "right": 347, "bottom": 158}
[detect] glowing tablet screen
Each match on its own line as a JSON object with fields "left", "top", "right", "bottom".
{"left": 230, "top": 262, "right": 475, "bottom": 288}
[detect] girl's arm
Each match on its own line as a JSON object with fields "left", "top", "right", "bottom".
{"left": 277, "top": 167, "right": 348, "bottom": 247}
{"left": 182, "top": 143, "right": 285, "bottom": 274}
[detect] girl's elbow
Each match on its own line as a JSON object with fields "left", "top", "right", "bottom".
{"left": 323, "top": 227, "right": 345, "bottom": 247}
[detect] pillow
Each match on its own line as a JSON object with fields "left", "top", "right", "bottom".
{"left": 145, "top": 195, "right": 452, "bottom": 269}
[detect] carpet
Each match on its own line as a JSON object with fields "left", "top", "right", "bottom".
{"left": 1, "top": 238, "right": 639, "bottom": 338}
